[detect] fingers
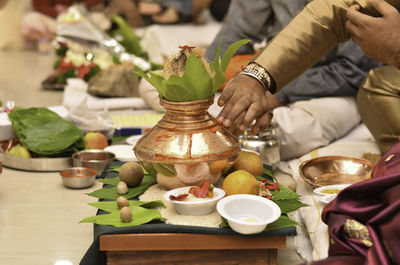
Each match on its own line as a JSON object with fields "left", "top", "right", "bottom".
{"left": 345, "top": 19, "right": 359, "bottom": 39}
{"left": 217, "top": 78, "right": 235, "bottom": 107}
{"left": 346, "top": 4, "right": 370, "bottom": 26}
{"left": 251, "top": 111, "right": 273, "bottom": 135}
{"left": 370, "top": 0, "right": 398, "bottom": 16}
{"left": 218, "top": 95, "right": 254, "bottom": 128}
{"left": 239, "top": 101, "right": 264, "bottom": 131}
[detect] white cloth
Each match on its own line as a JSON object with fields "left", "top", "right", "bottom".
{"left": 62, "top": 78, "right": 147, "bottom": 111}
{"left": 279, "top": 123, "right": 380, "bottom": 262}
{"left": 273, "top": 96, "right": 361, "bottom": 160}
{"left": 139, "top": 22, "right": 222, "bottom": 64}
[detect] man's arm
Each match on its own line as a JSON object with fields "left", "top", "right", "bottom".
{"left": 277, "top": 40, "right": 381, "bottom": 103}
{"left": 254, "top": 0, "right": 400, "bottom": 90}
{"left": 346, "top": 0, "right": 400, "bottom": 69}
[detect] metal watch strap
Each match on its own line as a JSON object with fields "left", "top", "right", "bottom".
{"left": 240, "top": 63, "right": 271, "bottom": 92}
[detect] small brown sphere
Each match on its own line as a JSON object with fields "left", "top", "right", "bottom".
{"left": 117, "top": 181, "right": 128, "bottom": 194}
{"left": 119, "top": 162, "right": 144, "bottom": 187}
{"left": 120, "top": 206, "right": 132, "bottom": 223}
{"left": 117, "top": 196, "right": 129, "bottom": 209}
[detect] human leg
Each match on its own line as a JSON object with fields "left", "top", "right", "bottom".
{"left": 357, "top": 66, "right": 400, "bottom": 153}
{"left": 273, "top": 97, "right": 361, "bottom": 160}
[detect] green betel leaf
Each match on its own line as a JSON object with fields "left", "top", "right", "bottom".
{"left": 273, "top": 199, "right": 309, "bottom": 214}
{"left": 88, "top": 200, "right": 165, "bottom": 213}
{"left": 271, "top": 184, "right": 301, "bottom": 201}
{"left": 265, "top": 215, "right": 299, "bottom": 232}
{"left": 87, "top": 175, "right": 156, "bottom": 199}
{"left": 8, "top": 107, "right": 83, "bottom": 156}
{"left": 98, "top": 176, "right": 121, "bottom": 186}
{"left": 80, "top": 205, "right": 162, "bottom": 227}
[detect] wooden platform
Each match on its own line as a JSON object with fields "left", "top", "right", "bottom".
{"left": 100, "top": 233, "right": 286, "bottom": 265}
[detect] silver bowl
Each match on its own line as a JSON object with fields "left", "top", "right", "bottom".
{"left": 72, "top": 149, "right": 115, "bottom": 177}
{"left": 299, "top": 156, "right": 375, "bottom": 188}
{"left": 60, "top": 167, "right": 97, "bottom": 189}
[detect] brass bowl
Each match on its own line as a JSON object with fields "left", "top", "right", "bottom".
{"left": 72, "top": 149, "right": 116, "bottom": 177}
{"left": 299, "top": 156, "right": 375, "bottom": 188}
{"left": 60, "top": 167, "right": 97, "bottom": 189}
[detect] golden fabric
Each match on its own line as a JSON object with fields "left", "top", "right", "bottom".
{"left": 358, "top": 66, "right": 400, "bottom": 153}
{"left": 253, "top": 0, "right": 400, "bottom": 90}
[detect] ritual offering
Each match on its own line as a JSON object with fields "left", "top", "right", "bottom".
{"left": 120, "top": 206, "right": 132, "bottom": 223}
{"left": 163, "top": 180, "right": 226, "bottom": 216}
{"left": 118, "top": 161, "right": 144, "bottom": 187}
{"left": 134, "top": 40, "right": 250, "bottom": 190}
{"left": 116, "top": 196, "right": 130, "bottom": 209}
{"left": 117, "top": 181, "right": 129, "bottom": 194}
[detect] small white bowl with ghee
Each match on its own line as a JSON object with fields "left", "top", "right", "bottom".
{"left": 217, "top": 194, "right": 281, "bottom": 235}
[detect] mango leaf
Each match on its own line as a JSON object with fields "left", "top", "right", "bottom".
{"left": 221, "top": 39, "right": 251, "bottom": 71}
{"left": 88, "top": 200, "right": 165, "bottom": 213}
{"left": 8, "top": 107, "right": 83, "bottom": 156}
{"left": 135, "top": 71, "right": 166, "bottom": 97}
{"left": 135, "top": 39, "right": 250, "bottom": 102}
{"left": 80, "top": 205, "right": 162, "bottom": 227}
{"left": 273, "top": 199, "right": 309, "bottom": 214}
{"left": 87, "top": 175, "right": 156, "bottom": 199}
{"left": 181, "top": 54, "right": 213, "bottom": 99}
{"left": 271, "top": 184, "right": 301, "bottom": 201}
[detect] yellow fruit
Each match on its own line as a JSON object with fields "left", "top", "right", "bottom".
{"left": 233, "top": 150, "right": 263, "bottom": 176}
{"left": 83, "top": 131, "right": 108, "bottom": 150}
{"left": 222, "top": 170, "right": 259, "bottom": 196}
{"left": 209, "top": 159, "right": 227, "bottom": 174}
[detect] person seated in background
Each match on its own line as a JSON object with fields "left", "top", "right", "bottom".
{"left": 21, "top": 0, "right": 106, "bottom": 49}
{"left": 215, "top": 0, "right": 400, "bottom": 157}
{"left": 103, "top": 0, "right": 229, "bottom": 27}
{"left": 205, "top": 0, "right": 381, "bottom": 160}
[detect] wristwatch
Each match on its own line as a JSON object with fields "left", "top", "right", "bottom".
{"left": 241, "top": 63, "right": 272, "bottom": 92}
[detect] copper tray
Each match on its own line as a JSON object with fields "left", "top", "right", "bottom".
{"left": 299, "top": 156, "right": 375, "bottom": 188}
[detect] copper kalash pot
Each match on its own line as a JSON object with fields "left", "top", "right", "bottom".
{"left": 134, "top": 97, "right": 240, "bottom": 190}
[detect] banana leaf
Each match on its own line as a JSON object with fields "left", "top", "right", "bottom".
{"left": 8, "top": 107, "right": 84, "bottom": 156}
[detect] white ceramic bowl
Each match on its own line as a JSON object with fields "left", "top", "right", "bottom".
{"left": 313, "top": 184, "right": 350, "bottom": 196}
{"left": 163, "top": 186, "right": 226, "bottom": 216}
{"left": 217, "top": 194, "right": 281, "bottom": 235}
{"left": 104, "top": 145, "right": 136, "bottom": 162}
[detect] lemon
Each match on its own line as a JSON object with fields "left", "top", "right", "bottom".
{"left": 222, "top": 170, "right": 259, "bottom": 196}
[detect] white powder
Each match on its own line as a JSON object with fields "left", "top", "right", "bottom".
{"left": 139, "top": 184, "right": 222, "bottom": 228}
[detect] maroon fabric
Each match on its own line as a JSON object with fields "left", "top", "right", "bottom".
{"left": 303, "top": 141, "right": 400, "bottom": 265}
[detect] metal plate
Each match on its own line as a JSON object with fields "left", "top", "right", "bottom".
{"left": 0, "top": 152, "right": 72, "bottom": 171}
{"left": 299, "top": 156, "right": 374, "bottom": 188}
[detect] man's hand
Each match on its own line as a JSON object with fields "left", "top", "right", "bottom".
{"left": 346, "top": 0, "right": 400, "bottom": 68}
{"left": 216, "top": 74, "right": 269, "bottom": 135}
